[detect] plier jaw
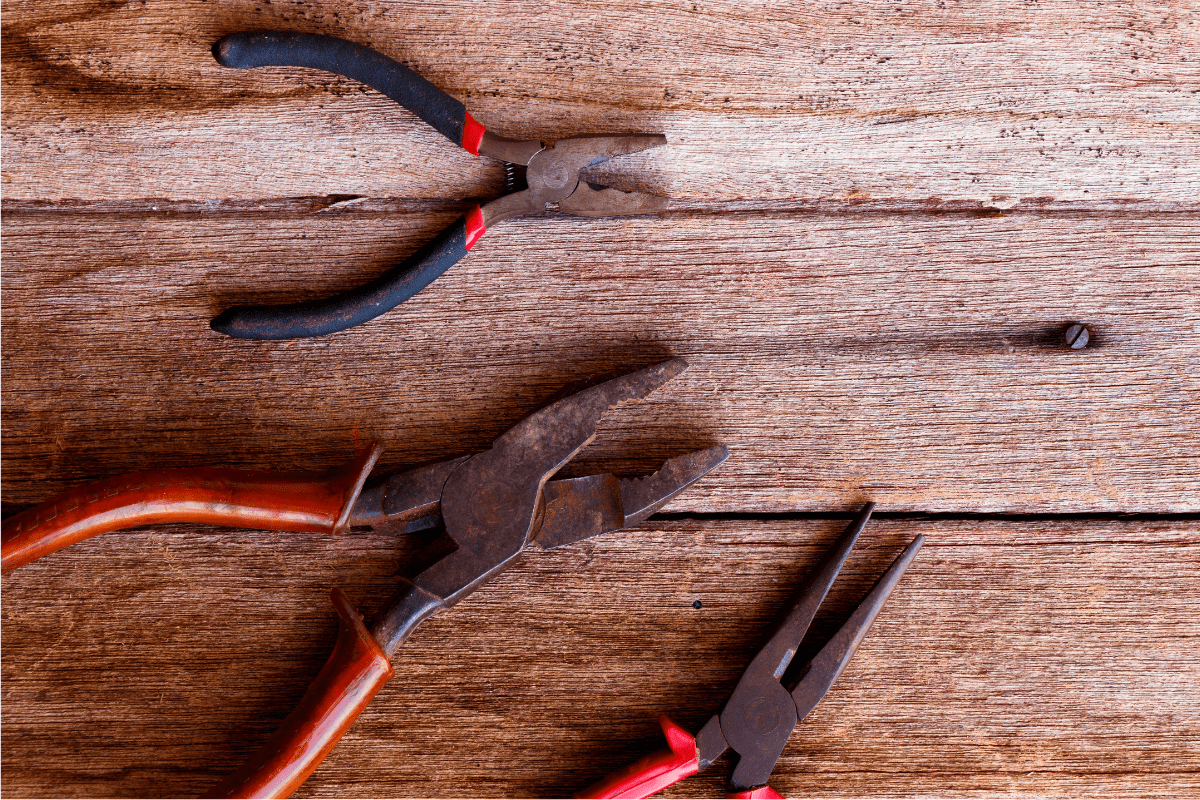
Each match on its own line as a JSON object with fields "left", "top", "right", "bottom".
{"left": 362, "top": 359, "right": 722, "bottom": 647}
{"left": 479, "top": 133, "right": 670, "bottom": 228}
{"left": 579, "top": 505, "right": 924, "bottom": 799}
{"left": 534, "top": 134, "right": 669, "bottom": 214}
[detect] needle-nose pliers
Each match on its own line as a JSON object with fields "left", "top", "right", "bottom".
{"left": 206, "top": 31, "right": 669, "bottom": 340}
{"left": 578, "top": 503, "right": 922, "bottom": 799}
{"left": 2, "top": 358, "right": 727, "bottom": 798}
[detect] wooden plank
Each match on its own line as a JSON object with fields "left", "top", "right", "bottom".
{"left": 4, "top": 209, "right": 1198, "bottom": 513}
{"left": 2, "top": 0, "right": 1198, "bottom": 205}
{"left": 4, "top": 5, "right": 1195, "bottom": 800}
{"left": 2, "top": 519, "right": 1197, "bottom": 797}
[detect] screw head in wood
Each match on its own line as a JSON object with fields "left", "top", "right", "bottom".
{"left": 1064, "top": 323, "right": 1091, "bottom": 349}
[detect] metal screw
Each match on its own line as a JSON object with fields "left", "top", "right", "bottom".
{"left": 1064, "top": 323, "right": 1091, "bottom": 349}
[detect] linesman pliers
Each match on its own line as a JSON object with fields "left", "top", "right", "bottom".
{"left": 207, "top": 31, "right": 668, "bottom": 340}
{"left": 2, "top": 358, "right": 727, "bottom": 798}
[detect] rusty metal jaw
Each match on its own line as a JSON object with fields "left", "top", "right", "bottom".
{"left": 480, "top": 134, "right": 669, "bottom": 229}
{"left": 532, "top": 134, "right": 668, "bottom": 216}
{"left": 558, "top": 181, "right": 670, "bottom": 218}
{"left": 698, "top": 506, "right": 923, "bottom": 793}
{"left": 407, "top": 359, "right": 689, "bottom": 608}
{"left": 535, "top": 445, "right": 729, "bottom": 549}
{"left": 347, "top": 445, "right": 729, "bottom": 548}
{"left": 790, "top": 535, "right": 924, "bottom": 719}
{"left": 351, "top": 360, "right": 729, "bottom": 661}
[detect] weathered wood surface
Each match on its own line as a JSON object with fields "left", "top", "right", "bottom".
{"left": 2, "top": 0, "right": 1198, "bottom": 206}
{"left": 3, "top": 519, "right": 1198, "bottom": 798}
{"left": 4, "top": 209, "right": 1198, "bottom": 514}
{"left": 4, "top": 0, "right": 1200, "bottom": 797}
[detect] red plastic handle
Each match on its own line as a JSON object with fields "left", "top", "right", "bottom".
{"left": 578, "top": 715, "right": 701, "bottom": 799}
{"left": 462, "top": 111, "right": 486, "bottom": 156}
{"left": 729, "top": 787, "right": 784, "bottom": 799}
{"left": 464, "top": 204, "right": 487, "bottom": 250}
{"left": 1, "top": 444, "right": 381, "bottom": 572}
{"left": 204, "top": 587, "right": 394, "bottom": 799}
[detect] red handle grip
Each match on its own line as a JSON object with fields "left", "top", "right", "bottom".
{"left": 204, "top": 587, "right": 394, "bottom": 798}
{"left": 464, "top": 203, "right": 487, "bottom": 250}
{"left": 729, "top": 787, "right": 784, "bottom": 799}
{"left": 1, "top": 443, "right": 381, "bottom": 572}
{"left": 578, "top": 715, "right": 701, "bottom": 799}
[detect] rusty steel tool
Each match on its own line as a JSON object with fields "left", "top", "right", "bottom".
{"left": 2, "top": 358, "right": 727, "bottom": 798}
{"left": 578, "top": 503, "right": 922, "bottom": 799}
{"left": 207, "top": 30, "right": 668, "bottom": 339}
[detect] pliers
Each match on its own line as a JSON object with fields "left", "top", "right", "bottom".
{"left": 1, "top": 358, "right": 727, "bottom": 798}
{"left": 206, "top": 31, "right": 669, "bottom": 340}
{"left": 578, "top": 504, "right": 923, "bottom": 799}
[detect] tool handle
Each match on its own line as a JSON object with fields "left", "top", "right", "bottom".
{"left": 210, "top": 209, "right": 485, "bottom": 339}
{"left": 213, "top": 30, "right": 487, "bottom": 154}
{"left": 0, "top": 444, "right": 381, "bottom": 573}
{"left": 728, "top": 788, "right": 784, "bottom": 799}
{"left": 578, "top": 715, "right": 701, "bottom": 799}
{"left": 204, "top": 588, "right": 395, "bottom": 799}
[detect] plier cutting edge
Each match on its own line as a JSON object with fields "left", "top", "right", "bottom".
{"left": 2, "top": 358, "right": 727, "bottom": 798}
{"left": 579, "top": 504, "right": 923, "bottom": 799}
{"left": 206, "top": 31, "right": 669, "bottom": 340}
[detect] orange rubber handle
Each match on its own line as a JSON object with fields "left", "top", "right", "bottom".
{"left": 204, "top": 587, "right": 395, "bottom": 799}
{"left": 1, "top": 443, "right": 381, "bottom": 573}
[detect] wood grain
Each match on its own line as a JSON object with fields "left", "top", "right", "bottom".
{"left": 4, "top": 208, "right": 1198, "bottom": 514}
{"left": 2, "top": 519, "right": 1197, "bottom": 798}
{"left": 4, "top": 0, "right": 1198, "bottom": 796}
{"left": 2, "top": 0, "right": 1198, "bottom": 206}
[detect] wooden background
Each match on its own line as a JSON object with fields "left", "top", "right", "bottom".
{"left": 3, "top": 0, "right": 1198, "bottom": 796}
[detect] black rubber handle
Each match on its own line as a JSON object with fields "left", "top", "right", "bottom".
{"left": 214, "top": 30, "right": 469, "bottom": 147}
{"left": 211, "top": 216, "right": 470, "bottom": 339}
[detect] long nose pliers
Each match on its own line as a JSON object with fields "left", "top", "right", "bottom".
{"left": 206, "top": 31, "right": 669, "bottom": 340}
{"left": 578, "top": 504, "right": 923, "bottom": 799}
{"left": 2, "top": 359, "right": 728, "bottom": 798}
